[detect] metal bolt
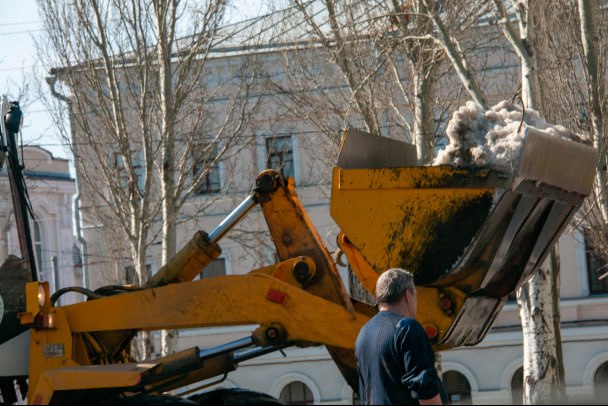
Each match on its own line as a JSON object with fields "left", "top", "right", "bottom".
{"left": 293, "top": 261, "right": 310, "bottom": 284}
{"left": 256, "top": 172, "right": 277, "bottom": 194}
{"left": 266, "top": 327, "right": 278, "bottom": 340}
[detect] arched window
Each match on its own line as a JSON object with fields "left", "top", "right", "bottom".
{"left": 33, "top": 220, "right": 44, "bottom": 279}
{"left": 594, "top": 361, "right": 608, "bottom": 401}
{"left": 442, "top": 370, "right": 472, "bottom": 405}
{"left": 279, "top": 381, "right": 314, "bottom": 405}
{"left": 511, "top": 367, "right": 523, "bottom": 405}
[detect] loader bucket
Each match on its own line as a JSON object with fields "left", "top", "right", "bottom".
{"left": 331, "top": 128, "right": 598, "bottom": 348}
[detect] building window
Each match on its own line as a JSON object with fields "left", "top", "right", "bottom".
{"left": 594, "top": 361, "right": 608, "bottom": 401}
{"left": 197, "top": 258, "right": 226, "bottom": 279}
{"left": 584, "top": 230, "right": 608, "bottom": 294}
{"left": 33, "top": 220, "right": 44, "bottom": 279}
{"left": 511, "top": 367, "right": 523, "bottom": 405}
{"left": 113, "top": 150, "right": 144, "bottom": 192}
{"left": 193, "top": 151, "right": 221, "bottom": 195}
{"left": 266, "top": 135, "right": 294, "bottom": 179}
{"left": 442, "top": 370, "right": 472, "bottom": 405}
{"left": 278, "top": 381, "right": 314, "bottom": 405}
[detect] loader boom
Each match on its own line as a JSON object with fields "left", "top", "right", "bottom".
{"left": 19, "top": 169, "right": 372, "bottom": 404}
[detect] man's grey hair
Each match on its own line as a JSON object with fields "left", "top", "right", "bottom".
{"left": 375, "top": 268, "right": 415, "bottom": 304}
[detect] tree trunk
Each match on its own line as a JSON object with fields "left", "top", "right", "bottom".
{"left": 131, "top": 242, "right": 152, "bottom": 360}
{"left": 156, "top": 0, "right": 179, "bottom": 357}
{"left": 412, "top": 69, "right": 432, "bottom": 164}
{"left": 422, "top": 0, "right": 487, "bottom": 109}
{"left": 500, "top": 2, "right": 565, "bottom": 402}
{"left": 160, "top": 195, "right": 178, "bottom": 356}
{"left": 464, "top": 0, "right": 569, "bottom": 399}
{"left": 517, "top": 247, "right": 566, "bottom": 404}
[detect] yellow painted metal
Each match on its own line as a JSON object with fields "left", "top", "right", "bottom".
{"left": 331, "top": 166, "right": 494, "bottom": 281}
{"left": 257, "top": 171, "right": 354, "bottom": 313}
{"left": 251, "top": 256, "right": 316, "bottom": 287}
{"left": 27, "top": 307, "right": 79, "bottom": 404}
{"left": 23, "top": 281, "right": 50, "bottom": 319}
{"left": 416, "top": 286, "right": 467, "bottom": 349}
{"left": 337, "top": 232, "right": 378, "bottom": 296}
{"left": 145, "top": 231, "right": 221, "bottom": 287}
{"left": 337, "top": 232, "right": 466, "bottom": 348}
{"left": 256, "top": 170, "right": 361, "bottom": 386}
{"left": 60, "top": 273, "right": 367, "bottom": 349}
{"left": 25, "top": 271, "right": 369, "bottom": 402}
{"left": 31, "top": 363, "right": 153, "bottom": 405}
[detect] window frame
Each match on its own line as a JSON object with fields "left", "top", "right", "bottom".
{"left": 266, "top": 135, "right": 295, "bottom": 179}
{"left": 278, "top": 381, "right": 314, "bottom": 405}
{"left": 191, "top": 141, "right": 223, "bottom": 196}
{"left": 584, "top": 229, "right": 608, "bottom": 295}
{"left": 257, "top": 130, "right": 300, "bottom": 184}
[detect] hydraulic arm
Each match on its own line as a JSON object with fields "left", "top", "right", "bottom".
{"left": 20, "top": 169, "right": 370, "bottom": 404}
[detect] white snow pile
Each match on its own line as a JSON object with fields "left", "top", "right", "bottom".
{"left": 432, "top": 100, "right": 590, "bottom": 170}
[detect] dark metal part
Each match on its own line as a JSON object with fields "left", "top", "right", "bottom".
{"left": 232, "top": 345, "right": 279, "bottom": 363}
{"left": 255, "top": 171, "right": 279, "bottom": 194}
{"left": 442, "top": 296, "right": 504, "bottom": 347}
{"left": 292, "top": 260, "right": 311, "bottom": 284}
{"left": 198, "top": 336, "right": 254, "bottom": 360}
{"left": 438, "top": 185, "right": 587, "bottom": 347}
{"left": 265, "top": 327, "right": 278, "bottom": 340}
{"left": 2, "top": 102, "right": 37, "bottom": 282}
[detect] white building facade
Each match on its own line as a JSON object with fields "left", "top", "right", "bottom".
{"left": 0, "top": 146, "right": 79, "bottom": 304}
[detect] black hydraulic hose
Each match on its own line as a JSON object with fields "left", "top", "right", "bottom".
{"left": 50, "top": 287, "right": 104, "bottom": 305}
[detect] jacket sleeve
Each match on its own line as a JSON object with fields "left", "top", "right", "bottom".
{"left": 397, "top": 319, "right": 443, "bottom": 400}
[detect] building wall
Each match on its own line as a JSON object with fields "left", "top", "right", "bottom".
{"left": 0, "top": 146, "right": 78, "bottom": 304}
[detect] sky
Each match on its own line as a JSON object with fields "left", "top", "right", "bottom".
{"left": 0, "top": 0, "right": 63, "bottom": 158}
{"left": 0, "top": 0, "right": 270, "bottom": 163}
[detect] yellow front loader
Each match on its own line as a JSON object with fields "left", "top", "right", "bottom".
{"left": 0, "top": 125, "right": 598, "bottom": 404}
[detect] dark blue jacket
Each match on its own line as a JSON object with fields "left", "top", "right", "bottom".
{"left": 355, "top": 311, "right": 446, "bottom": 404}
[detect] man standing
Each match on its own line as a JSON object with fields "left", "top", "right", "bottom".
{"left": 355, "top": 268, "right": 446, "bottom": 405}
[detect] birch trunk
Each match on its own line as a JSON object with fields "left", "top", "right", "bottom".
{"left": 421, "top": 0, "right": 487, "bottom": 109}
{"left": 500, "top": 1, "right": 565, "bottom": 402}
{"left": 155, "top": 0, "right": 179, "bottom": 357}
{"left": 517, "top": 249, "right": 566, "bottom": 404}
{"left": 413, "top": 71, "right": 432, "bottom": 164}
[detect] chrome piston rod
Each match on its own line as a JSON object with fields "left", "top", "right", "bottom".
{"left": 198, "top": 336, "right": 281, "bottom": 365}
{"left": 208, "top": 194, "right": 257, "bottom": 243}
{"left": 198, "top": 336, "right": 254, "bottom": 360}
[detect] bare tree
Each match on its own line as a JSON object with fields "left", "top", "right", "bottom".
{"left": 492, "top": 2, "right": 566, "bottom": 403}
{"left": 282, "top": 0, "right": 573, "bottom": 401}
{"left": 576, "top": 0, "right": 608, "bottom": 278}
{"left": 264, "top": 0, "right": 447, "bottom": 304}
{"left": 37, "top": 0, "right": 260, "bottom": 358}
{"left": 421, "top": 1, "right": 566, "bottom": 402}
